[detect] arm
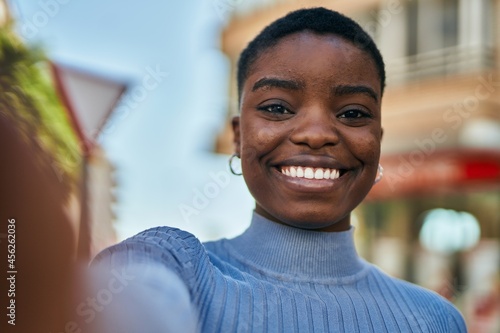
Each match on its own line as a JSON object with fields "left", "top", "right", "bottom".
{"left": 446, "top": 301, "right": 468, "bottom": 333}
{"left": 85, "top": 228, "right": 203, "bottom": 333}
{"left": 85, "top": 262, "right": 198, "bottom": 333}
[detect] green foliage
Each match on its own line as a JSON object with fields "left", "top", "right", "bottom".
{"left": 0, "top": 24, "right": 81, "bottom": 184}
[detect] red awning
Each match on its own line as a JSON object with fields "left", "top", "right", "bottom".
{"left": 367, "top": 149, "right": 500, "bottom": 200}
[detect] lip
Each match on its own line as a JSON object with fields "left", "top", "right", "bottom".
{"left": 270, "top": 155, "right": 351, "bottom": 193}
{"left": 272, "top": 167, "right": 347, "bottom": 193}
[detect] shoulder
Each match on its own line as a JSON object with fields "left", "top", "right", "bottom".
{"left": 92, "top": 226, "right": 210, "bottom": 285}
{"left": 368, "top": 266, "right": 467, "bottom": 332}
{"left": 89, "top": 228, "right": 203, "bottom": 332}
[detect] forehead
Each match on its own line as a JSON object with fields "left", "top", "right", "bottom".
{"left": 246, "top": 32, "right": 380, "bottom": 92}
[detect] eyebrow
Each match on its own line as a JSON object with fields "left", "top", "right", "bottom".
{"left": 334, "top": 85, "right": 379, "bottom": 102}
{"left": 252, "top": 77, "right": 305, "bottom": 92}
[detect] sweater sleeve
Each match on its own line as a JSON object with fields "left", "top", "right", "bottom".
{"left": 445, "top": 301, "right": 468, "bottom": 332}
{"left": 92, "top": 226, "right": 206, "bottom": 289}
{"left": 87, "top": 227, "right": 209, "bottom": 333}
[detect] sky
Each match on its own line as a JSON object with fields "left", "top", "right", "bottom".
{"left": 12, "top": 0, "right": 256, "bottom": 241}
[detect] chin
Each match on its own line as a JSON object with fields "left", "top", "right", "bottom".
{"left": 268, "top": 208, "right": 351, "bottom": 231}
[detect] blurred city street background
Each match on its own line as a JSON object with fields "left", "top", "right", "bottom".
{"left": 0, "top": 0, "right": 499, "bottom": 331}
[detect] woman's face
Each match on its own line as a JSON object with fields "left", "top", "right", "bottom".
{"left": 233, "top": 32, "right": 382, "bottom": 232}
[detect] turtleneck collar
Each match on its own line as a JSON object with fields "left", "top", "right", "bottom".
{"left": 223, "top": 212, "right": 368, "bottom": 283}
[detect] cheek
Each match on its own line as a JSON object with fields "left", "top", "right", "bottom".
{"left": 240, "top": 116, "right": 287, "bottom": 159}
{"left": 341, "top": 128, "right": 381, "bottom": 163}
{"left": 253, "top": 126, "right": 280, "bottom": 147}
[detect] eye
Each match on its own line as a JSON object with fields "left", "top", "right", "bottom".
{"left": 339, "top": 109, "right": 371, "bottom": 119}
{"left": 337, "top": 107, "right": 374, "bottom": 126}
{"left": 257, "top": 104, "right": 292, "bottom": 115}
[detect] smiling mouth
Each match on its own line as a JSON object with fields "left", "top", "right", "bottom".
{"left": 279, "top": 166, "right": 345, "bottom": 180}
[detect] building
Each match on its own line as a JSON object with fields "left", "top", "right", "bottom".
{"left": 52, "top": 62, "right": 126, "bottom": 259}
{"left": 216, "top": 0, "right": 500, "bottom": 330}
{"left": 87, "top": 145, "right": 118, "bottom": 257}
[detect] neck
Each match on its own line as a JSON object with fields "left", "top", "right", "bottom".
{"left": 254, "top": 206, "right": 352, "bottom": 232}
{"left": 225, "top": 212, "right": 367, "bottom": 282}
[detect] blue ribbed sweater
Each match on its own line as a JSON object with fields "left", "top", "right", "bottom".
{"left": 93, "top": 213, "right": 467, "bottom": 332}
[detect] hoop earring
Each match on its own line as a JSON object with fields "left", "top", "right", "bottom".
{"left": 229, "top": 154, "right": 242, "bottom": 176}
{"left": 374, "top": 164, "right": 384, "bottom": 185}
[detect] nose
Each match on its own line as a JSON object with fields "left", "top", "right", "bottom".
{"left": 289, "top": 107, "right": 340, "bottom": 149}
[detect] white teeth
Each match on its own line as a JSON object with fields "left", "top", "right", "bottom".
{"left": 304, "top": 168, "right": 314, "bottom": 179}
{"left": 296, "top": 167, "right": 304, "bottom": 177}
{"left": 280, "top": 166, "right": 341, "bottom": 180}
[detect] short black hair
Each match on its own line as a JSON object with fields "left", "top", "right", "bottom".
{"left": 237, "top": 7, "right": 386, "bottom": 102}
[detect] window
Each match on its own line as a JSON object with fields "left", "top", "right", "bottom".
{"left": 407, "top": 0, "right": 459, "bottom": 56}
{"left": 384, "top": 0, "right": 495, "bottom": 83}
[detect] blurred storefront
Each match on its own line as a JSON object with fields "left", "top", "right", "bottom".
{"left": 215, "top": 0, "right": 500, "bottom": 330}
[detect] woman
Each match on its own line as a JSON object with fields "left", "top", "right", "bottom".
{"left": 91, "top": 7, "right": 467, "bottom": 332}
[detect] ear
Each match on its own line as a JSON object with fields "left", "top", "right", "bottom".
{"left": 231, "top": 116, "right": 241, "bottom": 157}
